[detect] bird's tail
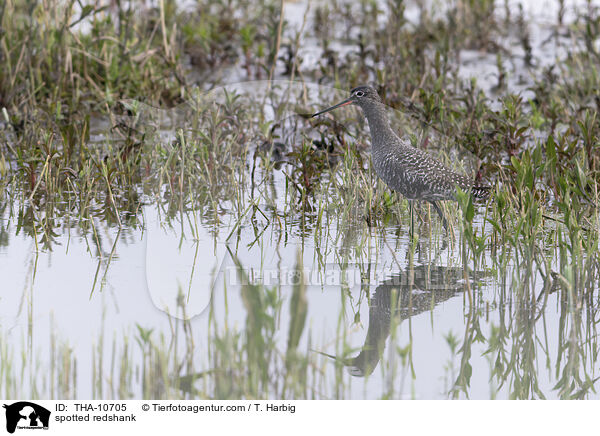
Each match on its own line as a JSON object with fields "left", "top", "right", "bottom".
{"left": 471, "top": 185, "right": 492, "bottom": 200}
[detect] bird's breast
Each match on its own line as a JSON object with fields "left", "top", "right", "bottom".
{"left": 372, "top": 149, "right": 411, "bottom": 194}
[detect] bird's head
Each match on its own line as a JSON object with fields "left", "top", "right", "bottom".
{"left": 311, "top": 85, "right": 381, "bottom": 117}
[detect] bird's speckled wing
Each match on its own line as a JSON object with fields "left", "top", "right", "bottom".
{"left": 374, "top": 139, "right": 473, "bottom": 201}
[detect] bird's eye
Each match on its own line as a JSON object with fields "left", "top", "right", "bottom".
{"left": 355, "top": 91, "right": 365, "bottom": 97}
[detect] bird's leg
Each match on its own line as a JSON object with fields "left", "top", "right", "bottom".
{"left": 409, "top": 200, "right": 414, "bottom": 238}
{"left": 429, "top": 201, "right": 449, "bottom": 233}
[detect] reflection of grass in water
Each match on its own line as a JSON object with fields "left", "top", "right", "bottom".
{"left": 0, "top": 319, "right": 77, "bottom": 399}
{"left": 2, "top": 246, "right": 599, "bottom": 400}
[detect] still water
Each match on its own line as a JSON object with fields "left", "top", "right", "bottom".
{"left": 1, "top": 156, "right": 594, "bottom": 399}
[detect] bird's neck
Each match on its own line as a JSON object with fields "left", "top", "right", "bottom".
{"left": 361, "top": 101, "right": 398, "bottom": 148}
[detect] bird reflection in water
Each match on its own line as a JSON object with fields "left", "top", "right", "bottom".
{"left": 317, "top": 263, "right": 487, "bottom": 377}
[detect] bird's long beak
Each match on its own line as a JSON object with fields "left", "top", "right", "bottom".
{"left": 311, "top": 98, "right": 353, "bottom": 117}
